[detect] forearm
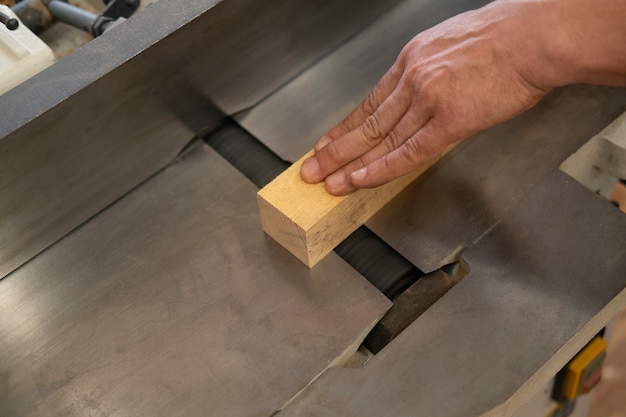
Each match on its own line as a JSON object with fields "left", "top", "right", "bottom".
{"left": 300, "top": 0, "right": 626, "bottom": 195}
{"left": 494, "top": 0, "right": 626, "bottom": 88}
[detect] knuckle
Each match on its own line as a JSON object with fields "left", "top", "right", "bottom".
{"left": 404, "top": 65, "right": 448, "bottom": 103}
{"left": 401, "top": 137, "right": 436, "bottom": 166}
{"left": 361, "top": 90, "right": 379, "bottom": 115}
{"left": 323, "top": 142, "right": 344, "bottom": 165}
{"left": 416, "top": 76, "right": 442, "bottom": 103}
{"left": 360, "top": 114, "right": 384, "bottom": 144}
{"left": 327, "top": 124, "right": 346, "bottom": 139}
{"left": 386, "top": 129, "right": 403, "bottom": 149}
{"left": 403, "top": 65, "right": 422, "bottom": 85}
{"left": 399, "top": 38, "right": 420, "bottom": 61}
{"left": 416, "top": 82, "right": 435, "bottom": 104}
{"left": 400, "top": 141, "right": 421, "bottom": 166}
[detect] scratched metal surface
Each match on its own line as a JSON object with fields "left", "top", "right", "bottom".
{"left": 237, "top": 0, "right": 492, "bottom": 163}
{"left": 279, "top": 171, "right": 626, "bottom": 417}
{"left": 0, "top": 0, "right": 401, "bottom": 280}
{"left": 0, "top": 143, "right": 390, "bottom": 417}
{"left": 237, "top": 0, "right": 626, "bottom": 272}
{"left": 368, "top": 84, "right": 626, "bottom": 272}
{"left": 236, "top": 2, "right": 626, "bottom": 414}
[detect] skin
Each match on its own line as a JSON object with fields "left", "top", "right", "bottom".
{"left": 300, "top": 0, "right": 626, "bottom": 195}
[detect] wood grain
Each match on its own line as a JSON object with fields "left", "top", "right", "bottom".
{"left": 257, "top": 145, "right": 456, "bottom": 267}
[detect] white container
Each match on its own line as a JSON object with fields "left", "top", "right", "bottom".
{"left": 0, "top": 4, "right": 55, "bottom": 96}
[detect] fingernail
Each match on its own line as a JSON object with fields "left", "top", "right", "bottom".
{"left": 326, "top": 170, "right": 346, "bottom": 191}
{"left": 351, "top": 167, "right": 367, "bottom": 181}
{"left": 300, "top": 156, "right": 320, "bottom": 182}
{"left": 315, "top": 136, "right": 332, "bottom": 151}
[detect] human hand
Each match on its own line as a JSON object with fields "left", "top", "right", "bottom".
{"left": 299, "top": 3, "right": 552, "bottom": 195}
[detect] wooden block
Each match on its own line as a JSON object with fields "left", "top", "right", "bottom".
{"left": 257, "top": 145, "right": 456, "bottom": 267}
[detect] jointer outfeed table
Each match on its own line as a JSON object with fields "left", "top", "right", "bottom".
{"left": 1, "top": 1, "right": 626, "bottom": 416}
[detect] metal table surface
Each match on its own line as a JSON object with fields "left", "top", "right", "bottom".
{"left": 369, "top": 84, "right": 626, "bottom": 272}
{"left": 237, "top": 0, "right": 626, "bottom": 272}
{"left": 279, "top": 171, "right": 626, "bottom": 417}
{"left": 3, "top": 0, "right": 626, "bottom": 415}
{"left": 0, "top": 0, "right": 402, "bottom": 281}
{"left": 236, "top": 1, "right": 626, "bottom": 414}
{"left": 0, "top": 143, "right": 390, "bottom": 417}
{"left": 237, "top": 0, "right": 491, "bottom": 163}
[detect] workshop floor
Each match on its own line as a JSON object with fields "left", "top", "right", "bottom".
{"left": 587, "top": 182, "right": 626, "bottom": 417}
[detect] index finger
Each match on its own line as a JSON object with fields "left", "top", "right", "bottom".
{"left": 350, "top": 119, "right": 451, "bottom": 188}
{"left": 301, "top": 64, "right": 405, "bottom": 183}
{"left": 313, "top": 62, "right": 405, "bottom": 149}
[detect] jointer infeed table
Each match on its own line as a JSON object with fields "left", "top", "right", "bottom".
{"left": 1, "top": 1, "right": 626, "bottom": 416}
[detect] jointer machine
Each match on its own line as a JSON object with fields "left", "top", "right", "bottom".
{"left": 2, "top": 0, "right": 626, "bottom": 416}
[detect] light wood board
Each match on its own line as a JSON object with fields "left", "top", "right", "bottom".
{"left": 257, "top": 145, "right": 456, "bottom": 267}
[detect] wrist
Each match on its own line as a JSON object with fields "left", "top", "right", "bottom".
{"left": 488, "top": 0, "right": 626, "bottom": 89}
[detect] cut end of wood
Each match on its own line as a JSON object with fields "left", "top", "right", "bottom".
{"left": 257, "top": 191, "right": 318, "bottom": 267}
{"left": 257, "top": 144, "right": 458, "bottom": 268}
{"left": 256, "top": 151, "right": 353, "bottom": 268}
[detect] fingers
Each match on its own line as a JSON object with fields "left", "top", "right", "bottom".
{"left": 300, "top": 65, "right": 404, "bottom": 183}
{"left": 300, "top": 92, "right": 409, "bottom": 183}
{"left": 323, "top": 105, "right": 432, "bottom": 195}
{"left": 323, "top": 63, "right": 405, "bottom": 143}
{"left": 350, "top": 120, "right": 449, "bottom": 190}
